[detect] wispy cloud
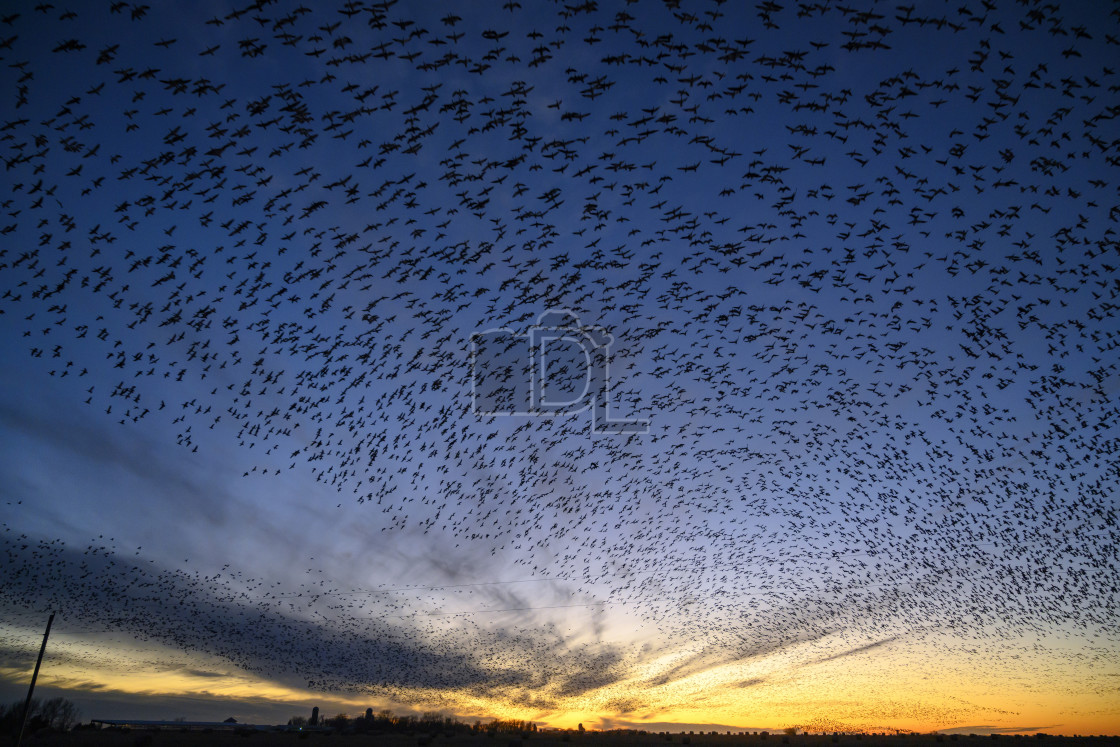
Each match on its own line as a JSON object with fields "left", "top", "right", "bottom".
{"left": 802, "top": 636, "right": 900, "bottom": 667}
{"left": 937, "top": 726, "right": 1064, "bottom": 736}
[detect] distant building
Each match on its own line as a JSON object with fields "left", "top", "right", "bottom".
{"left": 92, "top": 720, "right": 271, "bottom": 731}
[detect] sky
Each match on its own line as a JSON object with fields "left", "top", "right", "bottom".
{"left": 0, "top": 0, "right": 1118, "bottom": 736}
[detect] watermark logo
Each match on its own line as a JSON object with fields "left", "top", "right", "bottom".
{"left": 470, "top": 310, "right": 648, "bottom": 434}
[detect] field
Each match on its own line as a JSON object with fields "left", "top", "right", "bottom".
{"left": 3, "top": 730, "right": 1116, "bottom": 747}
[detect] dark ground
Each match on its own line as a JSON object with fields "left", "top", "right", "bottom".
{"left": 2, "top": 730, "right": 1117, "bottom": 747}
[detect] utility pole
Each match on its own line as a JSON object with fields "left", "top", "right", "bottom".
{"left": 16, "top": 612, "right": 54, "bottom": 747}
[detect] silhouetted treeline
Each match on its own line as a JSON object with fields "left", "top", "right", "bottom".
{"left": 1, "top": 697, "right": 82, "bottom": 734}
{"left": 288, "top": 709, "right": 536, "bottom": 736}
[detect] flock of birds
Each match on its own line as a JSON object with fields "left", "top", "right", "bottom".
{"left": 1, "top": 0, "right": 1118, "bottom": 726}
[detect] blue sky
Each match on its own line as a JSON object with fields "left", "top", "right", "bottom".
{"left": 1, "top": 0, "right": 1118, "bottom": 735}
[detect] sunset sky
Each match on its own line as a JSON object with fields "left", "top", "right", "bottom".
{"left": 1, "top": 0, "right": 1117, "bottom": 736}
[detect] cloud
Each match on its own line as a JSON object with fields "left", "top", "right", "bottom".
{"left": 551, "top": 648, "right": 628, "bottom": 697}
{"left": 0, "top": 679, "right": 341, "bottom": 725}
{"left": 0, "top": 397, "right": 230, "bottom": 519}
{"left": 592, "top": 719, "right": 778, "bottom": 733}
{"left": 0, "top": 534, "right": 498, "bottom": 696}
{"left": 937, "top": 726, "right": 1064, "bottom": 736}
{"left": 180, "top": 669, "right": 228, "bottom": 679}
{"left": 0, "top": 529, "right": 663, "bottom": 712}
{"left": 0, "top": 391, "right": 248, "bottom": 567}
{"left": 802, "top": 636, "right": 900, "bottom": 667}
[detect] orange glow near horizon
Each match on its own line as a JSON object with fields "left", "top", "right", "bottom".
{"left": 3, "top": 623, "right": 1116, "bottom": 736}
